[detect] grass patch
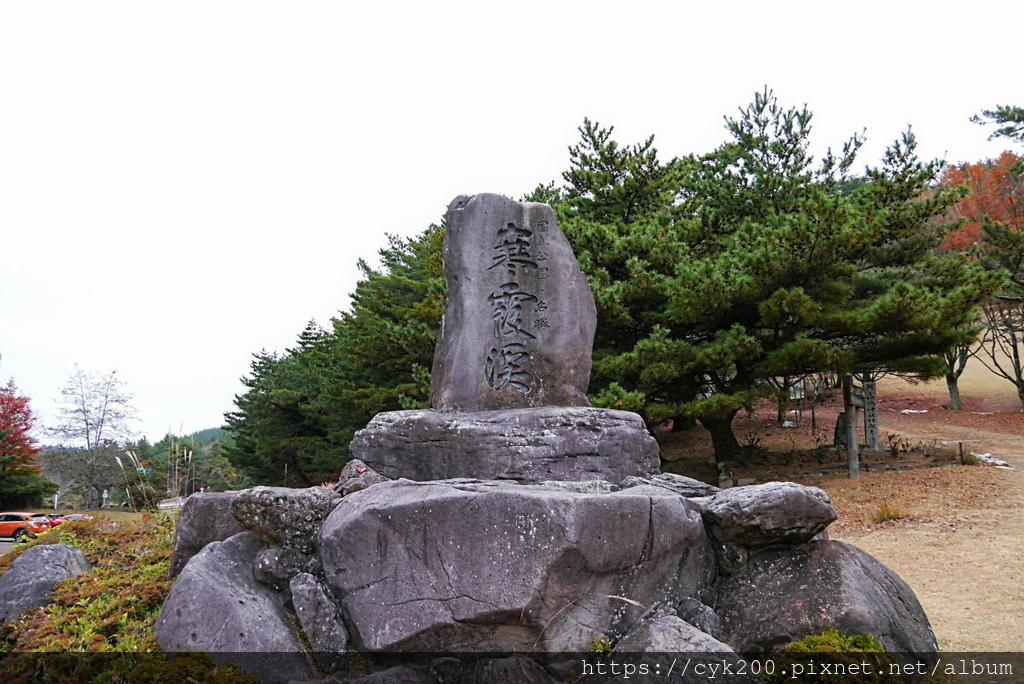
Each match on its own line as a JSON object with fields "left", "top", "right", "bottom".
{"left": 868, "top": 501, "right": 905, "bottom": 524}
{"left": 0, "top": 513, "right": 255, "bottom": 683}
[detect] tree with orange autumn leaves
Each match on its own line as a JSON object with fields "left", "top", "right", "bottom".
{"left": 935, "top": 145, "right": 1024, "bottom": 408}
{"left": 938, "top": 151, "right": 1023, "bottom": 255}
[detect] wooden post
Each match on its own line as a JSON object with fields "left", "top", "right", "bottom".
{"left": 842, "top": 375, "right": 861, "bottom": 479}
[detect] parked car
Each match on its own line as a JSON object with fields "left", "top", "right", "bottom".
{"left": 0, "top": 512, "right": 52, "bottom": 542}
{"left": 50, "top": 514, "right": 94, "bottom": 526}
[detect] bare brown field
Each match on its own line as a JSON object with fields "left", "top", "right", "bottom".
{"left": 661, "top": 356, "right": 1023, "bottom": 652}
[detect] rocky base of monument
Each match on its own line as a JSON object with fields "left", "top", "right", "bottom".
{"left": 349, "top": 407, "right": 660, "bottom": 485}
{"left": 156, "top": 471, "right": 938, "bottom": 684}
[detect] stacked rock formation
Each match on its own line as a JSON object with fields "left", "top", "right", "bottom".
{"left": 152, "top": 194, "right": 939, "bottom": 683}
{"left": 156, "top": 478, "right": 938, "bottom": 684}
{"left": 350, "top": 193, "right": 659, "bottom": 484}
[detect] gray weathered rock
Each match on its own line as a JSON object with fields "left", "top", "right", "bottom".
{"left": 338, "top": 458, "right": 390, "bottom": 496}
{"left": 461, "top": 655, "right": 559, "bottom": 684}
{"left": 254, "top": 545, "right": 307, "bottom": 591}
{"left": 290, "top": 572, "right": 349, "bottom": 673}
{"left": 429, "top": 657, "right": 463, "bottom": 684}
{"left": 675, "top": 597, "right": 721, "bottom": 638}
{"left": 351, "top": 407, "right": 659, "bottom": 485}
{"left": 540, "top": 479, "right": 615, "bottom": 493}
{"left": 716, "top": 540, "right": 938, "bottom": 666}
{"left": 168, "top": 491, "right": 244, "bottom": 578}
{"left": 319, "top": 479, "right": 714, "bottom": 653}
{"left": 293, "top": 665, "right": 435, "bottom": 684}
{"left": 621, "top": 473, "right": 720, "bottom": 498}
{"left": 702, "top": 481, "right": 837, "bottom": 548}
{"left": 154, "top": 531, "right": 314, "bottom": 684}
{"left": 0, "top": 544, "right": 91, "bottom": 623}
{"left": 231, "top": 485, "right": 343, "bottom": 554}
{"left": 573, "top": 613, "right": 756, "bottom": 684}
{"left": 430, "top": 193, "right": 596, "bottom": 411}
{"left": 345, "top": 667, "right": 434, "bottom": 684}
{"left": 614, "top": 613, "right": 741, "bottom": 654}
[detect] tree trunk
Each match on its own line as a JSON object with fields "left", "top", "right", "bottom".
{"left": 1018, "top": 383, "right": 1024, "bottom": 411}
{"left": 670, "top": 415, "right": 697, "bottom": 432}
{"left": 699, "top": 411, "right": 741, "bottom": 464}
{"left": 945, "top": 373, "right": 962, "bottom": 410}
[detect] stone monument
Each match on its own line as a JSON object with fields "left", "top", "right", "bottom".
{"left": 350, "top": 193, "right": 660, "bottom": 484}
{"left": 431, "top": 193, "right": 595, "bottom": 410}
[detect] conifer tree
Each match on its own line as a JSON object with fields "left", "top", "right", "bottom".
{"left": 557, "top": 91, "right": 1000, "bottom": 460}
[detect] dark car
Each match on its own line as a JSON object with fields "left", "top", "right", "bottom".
{"left": 0, "top": 512, "right": 51, "bottom": 542}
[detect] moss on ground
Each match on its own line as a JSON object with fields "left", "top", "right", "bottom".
{"left": 0, "top": 513, "right": 256, "bottom": 683}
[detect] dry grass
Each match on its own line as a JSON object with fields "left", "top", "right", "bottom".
{"left": 658, "top": 354, "right": 1024, "bottom": 653}
{"left": 818, "top": 466, "right": 1024, "bottom": 651}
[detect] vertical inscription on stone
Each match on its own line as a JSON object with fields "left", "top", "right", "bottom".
{"left": 486, "top": 223, "right": 540, "bottom": 392}
{"left": 430, "top": 193, "right": 596, "bottom": 411}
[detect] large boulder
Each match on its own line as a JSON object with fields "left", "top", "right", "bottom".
{"left": 351, "top": 407, "right": 659, "bottom": 485}
{"left": 702, "top": 481, "right": 837, "bottom": 547}
{"left": 716, "top": 540, "right": 938, "bottom": 667}
{"left": 319, "top": 479, "right": 715, "bottom": 653}
{"left": 230, "top": 485, "right": 342, "bottom": 554}
{"left": 430, "top": 193, "right": 596, "bottom": 411}
{"left": 168, "top": 491, "right": 244, "bottom": 578}
{"left": 154, "top": 531, "right": 314, "bottom": 684}
{"left": 0, "top": 544, "right": 91, "bottom": 623}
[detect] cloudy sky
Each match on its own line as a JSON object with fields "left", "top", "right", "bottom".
{"left": 2, "top": 1, "right": 1021, "bottom": 443}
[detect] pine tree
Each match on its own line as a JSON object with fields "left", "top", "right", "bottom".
{"left": 225, "top": 226, "right": 445, "bottom": 485}
{"left": 555, "top": 91, "right": 1000, "bottom": 460}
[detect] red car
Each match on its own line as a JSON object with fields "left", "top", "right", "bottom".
{"left": 50, "top": 514, "right": 94, "bottom": 526}
{"left": 0, "top": 512, "right": 52, "bottom": 542}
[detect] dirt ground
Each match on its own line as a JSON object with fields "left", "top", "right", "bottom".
{"left": 661, "top": 354, "right": 1023, "bottom": 652}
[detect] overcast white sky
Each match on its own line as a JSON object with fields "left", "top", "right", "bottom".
{"left": 2, "top": 1, "right": 1021, "bottom": 443}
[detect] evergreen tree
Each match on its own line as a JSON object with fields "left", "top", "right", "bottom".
{"left": 556, "top": 91, "right": 1000, "bottom": 460}
{"left": 971, "top": 105, "right": 1024, "bottom": 145}
{"left": 225, "top": 226, "right": 444, "bottom": 485}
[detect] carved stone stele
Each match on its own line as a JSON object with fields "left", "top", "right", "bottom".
{"left": 430, "top": 193, "right": 596, "bottom": 411}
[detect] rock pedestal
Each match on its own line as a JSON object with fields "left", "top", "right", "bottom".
{"left": 350, "top": 406, "right": 659, "bottom": 485}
